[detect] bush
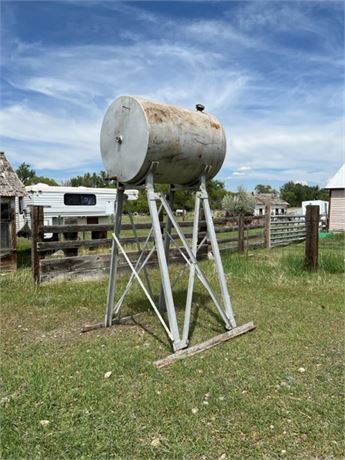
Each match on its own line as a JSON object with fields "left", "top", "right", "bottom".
{"left": 222, "top": 186, "right": 255, "bottom": 216}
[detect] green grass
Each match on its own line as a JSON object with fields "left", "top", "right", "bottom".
{"left": 1, "top": 235, "right": 344, "bottom": 459}
{"left": 16, "top": 237, "right": 32, "bottom": 268}
{"left": 280, "top": 233, "right": 344, "bottom": 275}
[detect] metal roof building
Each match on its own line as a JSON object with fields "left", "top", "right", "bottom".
{"left": 325, "top": 164, "right": 345, "bottom": 232}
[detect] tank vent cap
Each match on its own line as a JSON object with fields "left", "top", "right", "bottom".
{"left": 196, "top": 104, "right": 205, "bottom": 112}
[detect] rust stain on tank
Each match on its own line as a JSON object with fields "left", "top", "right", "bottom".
{"left": 142, "top": 101, "right": 209, "bottom": 126}
{"left": 143, "top": 102, "right": 184, "bottom": 124}
{"left": 211, "top": 122, "right": 220, "bottom": 130}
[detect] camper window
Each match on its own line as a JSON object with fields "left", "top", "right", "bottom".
{"left": 64, "top": 194, "right": 96, "bottom": 206}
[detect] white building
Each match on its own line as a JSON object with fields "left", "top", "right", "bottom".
{"left": 325, "top": 164, "right": 345, "bottom": 232}
{"left": 254, "top": 194, "right": 289, "bottom": 216}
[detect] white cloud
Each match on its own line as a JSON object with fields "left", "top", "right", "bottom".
{"left": 0, "top": 104, "right": 100, "bottom": 151}
{"left": 0, "top": 1, "right": 343, "bottom": 189}
{"left": 183, "top": 19, "right": 262, "bottom": 49}
{"left": 238, "top": 166, "right": 251, "bottom": 172}
{"left": 0, "top": 40, "right": 250, "bottom": 172}
{"left": 4, "top": 41, "right": 249, "bottom": 113}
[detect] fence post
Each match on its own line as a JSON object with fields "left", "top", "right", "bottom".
{"left": 305, "top": 205, "right": 319, "bottom": 271}
{"left": 31, "top": 205, "right": 44, "bottom": 283}
{"left": 264, "top": 204, "right": 271, "bottom": 248}
{"left": 238, "top": 214, "right": 245, "bottom": 252}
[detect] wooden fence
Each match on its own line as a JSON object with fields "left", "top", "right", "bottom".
{"left": 30, "top": 206, "right": 326, "bottom": 283}
{"left": 31, "top": 206, "right": 266, "bottom": 283}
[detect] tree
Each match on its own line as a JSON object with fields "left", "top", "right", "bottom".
{"left": 222, "top": 186, "right": 255, "bottom": 216}
{"left": 31, "top": 176, "right": 58, "bottom": 186}
{"left": 318, "top": 189, "right": 330, "bottom": 201}
{"left": 280, "top": 182, "right": 329, "bottom": 207}
{"left": 129, "top": 190, "right": 149, "bottom": 213}
{"left": 127, "top": 179, "right": 227, "bottom": 214}
{"left": 69, "top": 171, "right": 114, "bottom": 188}
{"left": 16, "top": 163, "right": 58, "bottom": 186}
{"left": 206, "top": 179, "right": 227, "bottom": 209}
{"left": 255, "top": 184, "right": 277, "bottom": 195}
{"left": 16, "top": 163, "right": 36, "bottom": 185}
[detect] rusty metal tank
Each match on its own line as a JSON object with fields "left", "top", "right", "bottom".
{"left": 100, "top": 96, "right": 226, "bottom": 185}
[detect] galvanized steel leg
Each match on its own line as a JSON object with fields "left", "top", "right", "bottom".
{"left": 105, "top": 186, "right": 124, "bottom": 327}
{"left": 159, "top": 187, "right": 175, "bottom": 312}
{"left": 146, "top": 174, "right": 185, "bottom": 351}
{"left": 182, "top": 189, "right": 200, "bottom": 343}
{"left": 160, "top": 194, "right": 231, "bottom": 328}
{"left": 200, "top": 176, "right": 236, "bottom": 328}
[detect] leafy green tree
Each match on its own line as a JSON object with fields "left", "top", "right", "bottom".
{"left": 127, "top": 179, "right": 227, "bottom": 214}
{"left": 206, "top": 179, "right": 227, "bottom": 209}
{"left": 16, "top": 163, "right": 36, "bottom": 185}
{"left": 31, "top": 176, "right": 58, "bottom": 186}
{"left": 69, "top": 171, "right": 114, "bottom": 188}
{"left": 280, "top": 182, "right": 329, "bottom": 207}
{"left": 255, "top": 184, "right": 277, "bottom": 195}
{"left": 318, "top": 189, "right": 330, "bottom": 201}
{"left": 16, "top": 163, "right": 58, "bottom": 186}
{"left": 222, "top": 186, "right": 255, "bottom": 216}
{"left": 129, "top": 190, "right": 149, "bottom": 213}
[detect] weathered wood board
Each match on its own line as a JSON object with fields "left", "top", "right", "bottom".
{"left": 39, "top": 247, "right": 208, "bottom": 283}
{"left": 154, "top": 321, "right": 256, "bottom": 368}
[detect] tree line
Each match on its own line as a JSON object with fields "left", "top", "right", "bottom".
{"left": 16, "top": 163, "right": 329, "bottom": 211}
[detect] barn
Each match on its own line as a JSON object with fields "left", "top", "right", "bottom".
{"left": 0, "top": 152, "right": 26, "bottom": 273}
{"left": 325, "top": 163, "right": 345, "bottom": 232}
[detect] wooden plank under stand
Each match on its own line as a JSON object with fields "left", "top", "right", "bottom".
{"left": 154, "top": 322, "right": 256, "bottom": 368}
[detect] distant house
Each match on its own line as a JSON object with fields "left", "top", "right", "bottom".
{"left": 254, "top": 194, "right": 289, "bottom": 216}
{"left": 175, "top": 209, "right": 186, "bottom": 217}
{"left": 0, "top": 152, "right": 26, "bottom": 273}
{"left": 325, "top": 164, "right": 345, "bottom": 232}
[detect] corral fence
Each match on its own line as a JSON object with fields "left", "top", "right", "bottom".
{"left": 30, "top": 205, "right": 326, "bottom": 283}
{"left": 268, "top": 213, "right": 326, "bottom": 248}
{"left": 31, "top": 206, "right": 267, "bottom": 283}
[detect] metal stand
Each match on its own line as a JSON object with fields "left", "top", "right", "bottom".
{"left": 100, "top": 170, "right": 247, "bottom": 353}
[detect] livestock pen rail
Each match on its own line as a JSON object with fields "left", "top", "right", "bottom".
{"left": 31, "top": 206, "right": 267, "bottom": 283}
{"left": 30, "top": 206, "right": 326, "bottom": 283}
{"left": 269, "top": 214, "right": 326, "bottom": 247}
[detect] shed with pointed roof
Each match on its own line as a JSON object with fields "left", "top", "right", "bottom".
{"left": 0, "top": 152, "right": 26, "bottom": 272}
{"left": 325, "top": 164, "right": 345, "bottom": 232}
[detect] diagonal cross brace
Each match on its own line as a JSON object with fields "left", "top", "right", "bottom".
{"left": 112, "top": 233, "right": 174, "bottom": 341}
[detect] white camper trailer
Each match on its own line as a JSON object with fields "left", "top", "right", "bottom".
{"left": 301, "top": 200, "right": 328, "bottom": 216}
{"left": 16, "top": 183, "right": 138, "bottom": 236}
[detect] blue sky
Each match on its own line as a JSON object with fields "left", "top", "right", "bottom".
{"left": 1, "top": 0, "right": 344, "bottom": 191}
